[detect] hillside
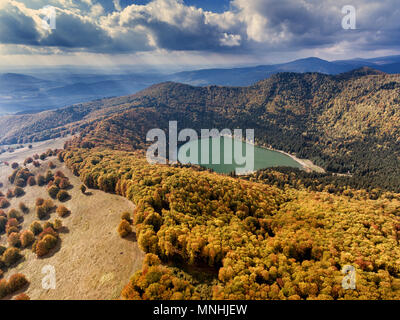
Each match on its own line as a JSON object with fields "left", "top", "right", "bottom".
{"left": 2, "top": 68, "right": 400, "bottom": 191}
{"left": 0, "top": 95, "right": 146, "bottom": 145}
{"left": 60, "top": 148, "right": 400, "bottom": 300}
{"left": 2, "top": 68, "right": 400, "bottom": 300}
{"left": 65, "top": 68, "right": 400, "bottom": 191}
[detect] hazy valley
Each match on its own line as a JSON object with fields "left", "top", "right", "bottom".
{"left": 2, "top": 55, "right": 400, "bottom": 116}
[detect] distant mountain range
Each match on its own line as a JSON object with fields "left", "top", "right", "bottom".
{"left": 1, "top": 55, "right": 400, "bottom": 115}
{"left": 168, "top": 56, "right": 400, "bottom": 86}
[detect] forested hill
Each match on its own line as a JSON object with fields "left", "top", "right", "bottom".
{"left": 2, "top": 67, "right": 400, "bottom": 190}
{"left": 71, "top": 67, "right": 400, "bottom": 192}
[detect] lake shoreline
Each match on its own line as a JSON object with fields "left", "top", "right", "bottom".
{"left": 267, "top": 148, "right": 326, "bottom": 173}
{"left": 217, "top": 134, "right": 326, "bottom": 173}
{"left": 181, "top": 135, "right": 326, "bottom": 174}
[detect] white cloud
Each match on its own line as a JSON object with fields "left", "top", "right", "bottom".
{"left": 90, "top": 3, "right": 104, "bottom": 17}
{"left": 220, "top": 33, "right": 241, "bottom": 47}
{"left": 0, "top": 0, "right": 399, "bottom": 59}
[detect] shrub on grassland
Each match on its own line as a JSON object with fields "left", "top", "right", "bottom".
{"left": 30, "top": 221, "right": 43, "bottom": 235}
{"left": 13, "top": 187, "right": 24, "bottom": 197}
{"left": 36, "top": 206, "right": 47, "bottom": 220}
{"left": 0, "top": 216, "right": 6, "bottom": 233}
{"left": 19, "top": 202, "right": 29, "bottom": 214}
{"left": 53, "top": 219, "right": 62, "bottom": 231}
{"left": 35, "top": 200, "right": 54, "bottom": 219}
{"left": 48, "top": 161, "right": 56, "bottom": 169}
{"left": 38, "top": 227, "right": 57, "bottom": 240}
{"left": 11, "top": 163, "right": 19, "bottom": 169}
{"left": 15, "top": 178, "right": 26, "bottom": 188}
{"left": 6, "top": 190, "right": 13, "bottom": 199}
{"left": 8, "top": 232, "right": 21, "bottom": 247}
{"left": 24, "top": 157, "right": 33, "bottom": 165}
{"left": 7, "top": 273, "right": 29, "bottom": 293}
{"left": 35, "top": 198, "right": 44, "bottom": 206}
{"left": 54, "top": 177, "right": 62, "bottom": 187}
{"left": 6, "top": 218, "right": 19, "bottom": 229}
{"left": 56, "top": 205, "right": 69, "bottom": 217}
{"left": 37, "top": 175, "right": 46, "bottom": 186}
{"left": 2, "top": 247, "right": 21, "bottom": 267}
{"left": 15, "top": 293, "right": 30, "bottom": 300}
{"left": 27, "top": 176, "right": 36, "bottom": 186}
{"left": 121, "top": 211, "right": 131, "bottom": 221}
{"left": 48, "top": 185, "right": 59, "bottom": 199}
{"left": 118, "top": 220, "right": 132, "bottom": 238}
{"left": 55, "top": 170, "right": 65, "bottom": 178}
{"left": 45, "top": 170, "right": 54, "bottom": 183}
{"left": 9, "top": 168, "right": 32, "bottom": 186}
{"left": 0, "top": 198, "right": 10, "bottom": 209}
{"left": 33, "top": 233, "right": 58, "bottom": 257}
{"left": 0, "top": 279, "right": 7, "bottom": 298}
{"left": 58, "top": 178, "right": 70, "bottom": 189}
{"left": 20, "top": 230, "right": 35, "bottom": 248}
{"left": 7, "top": 209, "right": 19, "bottom": 219}
{"left": 56, "top": 190, "right": 69, "bottom": 202}
{"left": 6, "top": 226, "right": 19, "bottom": 236}
{"left": 42, "top": 221, "right": 53, "bottom": 229}
{"left": 80, "top": 184, "right": 86, "bottom": 194}
{"left": 43, "top": 199, "right": 54, "bottom": 212}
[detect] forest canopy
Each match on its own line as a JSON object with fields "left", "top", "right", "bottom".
{"left": 62, "top": 148, "right": 400, "bottom": 300}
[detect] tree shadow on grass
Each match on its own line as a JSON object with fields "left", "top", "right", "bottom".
{"left": 37, "top": 204, "right": 58, "bottom": 221}
{"left": 64, "top": 184, "right": 74, "bottom": 191}
{"left": 58, "top": 226, "right": 69, "bottom": 234}
{"left": 123, "top": 232, "right": 137, "bottom": 242}
{"left": 58, "top": 194, "right": 72, "bottom": 203}
{"left": 59, "top": 210, "right": 71, "bottom": 218}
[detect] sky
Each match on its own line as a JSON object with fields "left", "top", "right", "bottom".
{"left": 0, "top": 0, "right": 400, "bottom": 71}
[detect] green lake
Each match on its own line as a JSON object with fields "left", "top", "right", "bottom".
{"left": 178, "top": 136, "right": 302, "bottom": 174}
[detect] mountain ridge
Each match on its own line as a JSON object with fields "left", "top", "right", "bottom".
{"left": 59, "top": 68, "right": 400, "bottom": 191}
{"left": 1, "top": 67, "right": 399, "bottom": 193}
{"left": 2, "top": 55, "right": 400, "bottom": 115}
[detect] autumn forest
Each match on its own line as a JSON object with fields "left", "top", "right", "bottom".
{"left": 1, "top": 68, "right": 400, "bottom": 300}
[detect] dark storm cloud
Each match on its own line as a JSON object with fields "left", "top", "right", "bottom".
{"left": 0, "top": 2, "right": 41, "bottom": 45}
{"left": 41, "top": 10, "right": 110, "bottom": 48}
{"left": 0, "top": 0, "right": 153, "bottom": 52}
{"left": 0, "top": 0, "right": 399, "bottom": 55}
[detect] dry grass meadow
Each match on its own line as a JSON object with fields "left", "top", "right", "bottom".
{"left": 0, "top": 138, "right": 144, "bottom": 299}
